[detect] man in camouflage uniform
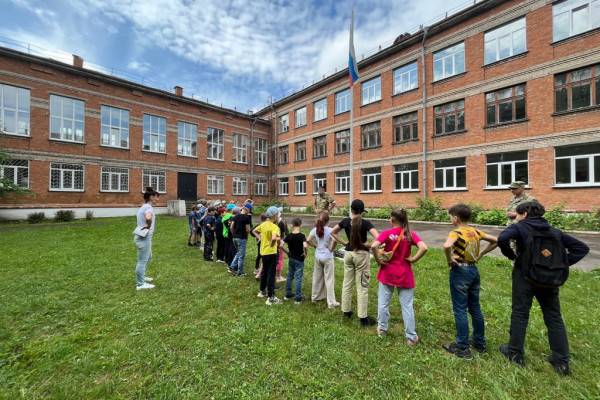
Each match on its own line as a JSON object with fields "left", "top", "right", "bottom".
{"left": 506, "top": 181, "right": 535, "bottom": 225}
{"left": 314, "top": 185, "right": 335, "bottom": 214}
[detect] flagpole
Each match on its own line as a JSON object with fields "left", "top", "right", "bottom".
{"left": 348, "top": 7, "right": 357, "bottom": 215}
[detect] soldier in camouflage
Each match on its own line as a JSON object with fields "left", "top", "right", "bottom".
{"left": 314, "top": 185, "right": 335, "bottom": 214}
{"left": 506, "top": 181, "right": 535, "bottom": 225}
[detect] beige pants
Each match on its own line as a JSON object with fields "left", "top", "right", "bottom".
{"left": 311, "top": 257, "right": 337, "bottom": 306}
{"left": 341, "top": 250, "right": 371, "bottom": 318}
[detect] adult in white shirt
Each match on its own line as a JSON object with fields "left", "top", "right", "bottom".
{"left": 134, "top": 187, "right": 159, "bottom": 290}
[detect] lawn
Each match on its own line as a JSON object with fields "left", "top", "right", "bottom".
{"left": 0, "top": 216, "right": 599, "bottom": 400}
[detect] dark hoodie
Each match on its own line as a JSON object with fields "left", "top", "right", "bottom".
{"left": 498, "top": 217, "right": 589, "bottom": 268}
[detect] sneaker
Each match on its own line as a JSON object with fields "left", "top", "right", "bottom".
{"left": 294, "top": 295, "right": 305, "bottom": 304}
{"left": 266, "top": 296, "right": 282, "bottom": 305}
{"left": 470, "top": 341, "right": 487, "bottom": 353}
{"left": 257, "top": 290, "right": 266, "bottom": 298}
{"left": 499, "top": 344, "right": 525, "bottom": 366}
{"left": 547, "top": 357, "right": 571, "bottom": 376}
{"left": 283, "top": 294, "right": 294, "bottom": 301}
{"left": 442, "top": 342, "right": 473, "bottom": 360}
{"left": 136, "top": 283, "right": 155, "bottom": 290}
{"left": 236, "top": 273, "right": 247, "bottom": 277}
{"left": 227, "top": 267, "right": 236, "bottom": 275}
{"left": 377, "top": 328, "right": 387, "bottom": 338}
{"left": 144, "top": 277, "right": 154, "bottom": 282}
{"left": 188, "top": 242, "right": 194, "bottom": 246}
{"left": 343, "top": 311, "right": 354, "bottom": 319}
{"left": 328, "top": 302, "right": 340, "bottom": 309}
{"left": 407, "top": 336, "right": 420, "bottom": 346}
{"left": 360, "top": 316, "right": 377, "bottom": 327}
{"left": 276, "top": 276, "right": 286, "bottom": 283}
{"left": 216, "top": 259, "right": 225, "bottom": 264}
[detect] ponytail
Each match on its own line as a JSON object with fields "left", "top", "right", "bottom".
{"left": 316, "top": 211, "right": 330, "bottom": 238}
{"left": 391, "top": 208, "right": 411, "bottom": 244}
{"left": 350, "top": 213, "right": 367, "bottom": 251}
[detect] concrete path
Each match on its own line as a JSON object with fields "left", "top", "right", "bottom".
{"left": 288, "top": 214, "right": 600, "bottom": 272}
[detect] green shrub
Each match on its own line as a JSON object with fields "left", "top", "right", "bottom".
{"left": 54, "top": 210, "right": 75, "bottom": 222}
{"left": 27, "top": 212, "right": 45, "bottom": 224}
{"left": 85, "top": 210, "right": 94, "bottom": 220}
{"left": 467, "top": 203, "right": 484, "bottom": 223}
{"left": 544, "top": 204, "right": 567, "bottom": 229}
{"left": 475, "top": 209, "right": 506, "bottom": 226}
{"left": 305, "top": 204, "right": 314, "bottom": 214}
{"left": 412, "top": 197, "right": 448, "bottom": 222}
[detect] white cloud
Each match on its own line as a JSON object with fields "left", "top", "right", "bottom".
{"left": 127, "top": 60, "right": 151, "bottom": 74}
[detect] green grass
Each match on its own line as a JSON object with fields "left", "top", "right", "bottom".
{"left": 1, "top": 216, "right": 599, "bottom": 399}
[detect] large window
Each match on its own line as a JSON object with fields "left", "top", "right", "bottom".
{"left": 313, "top": 135, "right": 327, "bottom": 158}
{"left": 255, "top": 178, "right": 267, "bottom": 196}
{"left": 207, "top": 127, "right": 224, "bottom": 160}
{"left": 279, "top": 114, "right": 289, "bottom": 133}
{"left": 486, "top": 84, "right": 526, "bottom": 126}
{"left": 177, "top": 121, "right": 197, "bottom": 157}
{"left": 314, "top": 98, "right": 327, "bottom": 121}
{"left": 555, "top": 64, "right": 600, "bottom": 112}
{"left": 555, "top": 142, "right": 600, "bottom": 186}
{"left": 335, "top": 130, "right": 350, "bottom": 154}
{"left": 50, "top": 95, "right": 84, "bottom": 143}
{"left": 393, "top": 62, "right": 418, "bottom": 94}
{"left": 295, "top": 140, "right": 306, "bottom": 161}
{"left": 433, "top": 42, "right": 465, "bottom": 81}
{"left": 0, "top": 84, "right": 30, "bottom": 136}
{"left": 553, "top": 0, "right": 600, "bottom": 42}
{"left": 434, "top": 100, "right": 465, "bottom": 136}
{"left": 486, "top": 151, "right": 528, "bottom": 188}
{"left": 232, "top": 133, "right": 248, "bottom": 164}
{"left": 0, "top": 159, "right": 29, "bottom": 188}
{"left": 434, "top": 158, "right": 466, "bottom": 190}
{"left": 394, "top": 163, "right": 419, "bottom": 191}
{"left": 361, "top": 167, "right": 381, "bottom": 192}
{"left": 142, "top": 114, "right": 166, "bottom": 153}
{"left": 313, "top": 173, "right": 327, "bottom": 193}
{"left": 142, "top": 169, "right": 166, "bottom": 193}
{"left": 279, "top": 177, "right": 289, "bottom": 195}
{"left": 484, "top": 17, "right": 527, "bottom": 64}
{"left": 50, "top": 163, "right": 84, "bottom": 191}
{"left": 278, "top": 145, "right": 289, "bottom": 165}
{"left": 361, "top": 121, "right": 381, "bottom": 149}
{"left": 295, "top": 106, "right": 307, "bottom": 127}
{"left": 255, "top": 138, "right": 268, "bottom": 166}
{"left": 335, "top": 170, "right": 350, "bottom": 193}
{"left": 207, "top": 175, "right": 224, "bottom": 194}
{"left": 101, "top": 105, "right": 129, "bottom": 148}
{"left": 393, "top": 112, "right": 418, "bottom": 143}
{"left": 362, "top": 76, "right": 381, "bottom": 105}
{"left": 232, "top": 177, "right": 248, "bottom": 195}
{"left": 295, "top": 175, "right": 306, "bottom": 195}
{"left": 335, "top": 88, "right": 351, "bottom": 114}
{"left": 101, "top": 166, "right": 129, "bottom": 192}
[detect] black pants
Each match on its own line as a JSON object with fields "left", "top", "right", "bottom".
{"left": 255, "top": 241, "right": 262, "bottom": 271}
{"left": 224, "top": 237, "right": 235, "bottom": 266}
{"left": 509, "top": 269, "right": 569, "bottom": 364}
{"left": 216, "top": 234, "right": 225, "bottom": 261}
{"left": 203, "top": 231, "right": 214, "bottom": 260}
{"left": 259, "top": 254, "right": 277, "bottom": 298}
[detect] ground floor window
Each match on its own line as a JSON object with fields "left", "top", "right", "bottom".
{"left": 486, "top": 151, "right": 528, "bottom": 188}
{"left": 101, "top": 166, "right": 129, "bottom": 192}
{"left": 232, "top": 177, "right": 248, "bottom": 196}
{"left": 313, "top": 173, "right": 326, "bottom": 193}
{"left": 393, "top": 163, "right": 418, "bottom": 191}
{"left": 361, "top": 167, "right": 381, "bottom": 192}
{"left": 207, "top": 175, "right": 224, "bottom": 195}
{"left": 50, "top": 163, "right": 84, "bottom": 191}
{"left": 335, "top": 171, "right": 350, "bottom": 194}
{"left": 295, "top": 176, "right": 306, "bottom": 195}
{"left": 0, "top": 159, "right": 29, "bottom": 189}
{"left": 434, "top": 158, "right": 466, "bottom": 190}
{"left": 255, "top": 178, "right": 267, "bottom": 196}
{"left": 555, "top": 142, "right": 600, "bottom": 186}
{"left": 142, "top": 169, "right": 166, "bottom": 193}
{"left": 279, "top": 178, "right": 288, "bottom": 195}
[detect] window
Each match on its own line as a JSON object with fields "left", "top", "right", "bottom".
{"left": 314, "top": 98, "right": 327, "bottom": 121}
{"left": 142, "top": 114, "right": 166, "bottom": 153}
{"left": 101, "top": 166, "right": 129, "bottom": 192}
{"left": 393, "top": 112, "right": 418, "bottom": 143}
{"left": 555, "top": 64, "right": 600, "bottom": 112}
{"left": 361, "top": 121, "right": 381, "bottom": 149}
{"left": 394, "top": 163, "right": 419, "bottom": 191}
{"left": 295, "top": 106, "right": 307, "bottom": 127}
{"left": 313, "top": 173, "right": 327, "bottom": 193}
{"left": 254, "top": 137, "right": 268, "bottom": 166}
{"left": 335, "top": 129, "right": 350, "bottom": 154}
{"left": 361, "top": 76, "right": 381, "bottom": 105}
{"left": 484, "top": 17, "right": 527, "bottom": 64}
{"left": 486, "top": 151, "right": 528, "bottom": 188}
{"left": 393, "top": 62, "right": 418, "bottom": 94}
{"left": 207, "top": 127, "right": 224, "bottom": 160}
{"left": 335, "top": 170, "right": 350, "bottom": 193}
{"left": 50, "top": 95, "right": 84, "bottom": 143}
{"left": 553, "top": 0, "right": 600, "bottom": 42}
{"left": 335, "top": 88, "right": 351, "bottom": 114}
{"left": 177, "top": 121, "right": 197, "bottom": 157}
{"left": 434, "top": 158, "right": 466, "bottom": 190}
{"left": 279, "top": 114, "right": 289, "bottom": 133}
{"left": 434, "top": 100, "right": 465, "bottom": 136}
{"left": 0, "top": 84, "right": 29, "bottom": 136}
{"left": 142, "top": 169, "right": 166, "bottom": 193}
{"left": 433, "top": 42, "right": 465, "bottom": 81}
{"left": 207, "top": 175, "right": 224, "bottom": 194}
{"left": 50, "top": 163, "right": 84, "bottom": 191}
{"left": 555, "top": 142, "right": 600, "bottom": 186}
{"left": 278, "top": 145, "right": 289, "bottom": 165}
{"left": 486, "top": 84, "right": 526, "bottom": 126}
{"left": 255, "top": 178, "right": 267, "bottom": 196}
{"left": 232, "top": 133, "right": 248, "bottom": 164}
{"left": 313, "top": 135, "right": 327, "bottom": 158}
{"left": 100, "top": 106, "right": 129, "bottom": 148}
{"left": 295, "top": 140, "right": 306, "bottom": 161}
{"left": 279, "top": 177, "right": 289, "bottom": 195}
{"left": 361, "top": 167, "right": 381, "bottom": 192}
{"left": 0, "top": 159, "right": 28, "bottom": 188}
{"left": 295, "top": 175, "right": 306, "bottom": 195}
{"left": 232, "top": 177, "right": 248, "bottom": 195}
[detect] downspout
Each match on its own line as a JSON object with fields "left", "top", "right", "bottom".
{"left": 420, "top": 26, "right": 429, "bottom": 198}
{"left": 250, "top": 116, "right": 257, "bottom": 197}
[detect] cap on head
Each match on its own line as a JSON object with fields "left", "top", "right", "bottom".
{"left": 509, "top": 181, "right": 526, "bottom": 189}
{"left": 350, "top": 199, "right": 365, "bottom": 214}
{"left": 244, "top": 203, "right": 253, "bottom": 211}
{"left": 226, "top": 203, "right": 235, "bottom": 211}
{"left": 265, "top": 206, "right": 279, "bottom": 218}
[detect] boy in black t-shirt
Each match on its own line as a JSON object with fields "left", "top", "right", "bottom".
{"left": 228, "top": 204, "right": 253, "bottom": 276}
{"left": 283, "top": 218, "right": 308, "bottom": 304}
{"left": 203, "top": 207, "right": 217, "bottom": 261}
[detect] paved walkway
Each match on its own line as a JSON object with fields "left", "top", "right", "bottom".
{"left": 289, "top": 214, "right": 600, "bottom": 272}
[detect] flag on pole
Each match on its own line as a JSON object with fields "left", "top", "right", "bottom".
{"left": 348, "top": 8, "right": 359, "bottom": 86}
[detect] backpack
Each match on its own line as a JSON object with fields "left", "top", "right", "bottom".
{"left": 516, "top": 224, "right": 569, "bottom": 287}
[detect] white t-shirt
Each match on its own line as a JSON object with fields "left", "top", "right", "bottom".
{"left": 310, "top": 226, "right": 333, "bottom": 260}
{"left": 136, "top": 203, "right": 155, "bottom": 237}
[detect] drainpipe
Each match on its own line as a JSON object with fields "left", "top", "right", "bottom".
{"left": 420, "top": 26, "right": 430, "bottom": 198}
{"left": 250, "top": 116, "right": 258, "bottom": 197}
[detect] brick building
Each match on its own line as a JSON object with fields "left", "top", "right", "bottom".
{"left": 260, "top": 0, "right": 600, "bottom": 212}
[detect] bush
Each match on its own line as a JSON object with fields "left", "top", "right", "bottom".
{"left": 85, "top": 210, "right": 94, "bottom": 220}
{"left": 412, "top": 197, "right": 448, "bottom": 222}
{"left": 54, "top": 210, "right": 75, "bottom": 222}
{"left": 467, "top": 203, "right": 484, "bottom": 223}
{"left": 544, "top": 204, "right": 567, "bottom": 230}
{"left": 27, "top": 212, "right": 45, "bottom": 224}
{"left": 475, "top": 209, "right": 506, "bottom": 226}
{"left": 305, "top": 204, "right": 314, "bottom": 214}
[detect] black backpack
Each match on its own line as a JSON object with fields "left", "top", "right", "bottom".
{"left": 516, "top": 224, "right": 569, "bottom": 287}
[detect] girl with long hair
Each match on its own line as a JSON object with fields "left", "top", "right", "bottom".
{"left": 307, "top": 212, "right": 339, "bottom": 308}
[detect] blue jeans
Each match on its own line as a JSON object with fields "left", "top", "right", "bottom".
{"left": 449, "top": 265, "right": 485, "bottom": 349}
{"left": 377, "top": 283, "right": 417, "bottom": 340}
{"left": 230, "top": 238, "right": 247, "bottom": 274}
{"left": 134, "top": 236, "right": 152, "bottom": 287}
{"left": 286, "top": 258, "right": 304, "bottom": 301}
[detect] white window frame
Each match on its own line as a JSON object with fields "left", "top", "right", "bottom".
{"left": 484, "top": 17, "right": 527, "bottom": 65}
{"left": 486, "top": 152, "right": 529, "bottom": 189}
{"left": 49, "top": 163, "right": 84, "bottom": 192}
{"left": 279, "top": 114, "right": 289, "bottom": 133}
{"left": 142, "top": 114, "right": 166, "bottom": 153}
{"left": 314, "top": 98, "right": 327, "bottom": 122}
{"left": 433, "top": 42, "right": 465, "bottom": 81}
{"left": 177, "top": 121, "right": 197, "bottom": 158}
{"left": 434, "top": 159, "right": 467, "bottom": 191}
{"left": 255, "top": 178, "right": 267, "bottom": 196}
{"left": 313, "top": 135, "right": 327, "bottom": 158}
{"left": 554, "top": 145, "right": 600, "bottom": 187}
{"left": 361, "top": 121, "right": 381, "bottom": 149}
{"left": 335, "top": 171, "right": 350, "bottom": 194}
{"left": 393, "top": 163, "right": 419, "bottom": 192}
{"left": 279, "top": 178, "right": 289, "bottom": 196}
{"left": 232, "top": 176, "right": 248, "bottom": 196}
{"left": 361, "top": 76, "right": 381, "bottom": 106}
{"left": 49, "top": 95, "right": 85, "bottom": 143}
{"left": 335, "top": 130, "right": 350, "bottom": 154}
{"left": 393, "top": 61, "right": 418, "bottom": 94}
{"left": 101, "top": 166, "right": 129, "bottom": 192}
{"left": 207, "top": 127, "right": 224, "bottom": 161}
{"left": 295, "top": 141, "right": 306, "bottom": 161}
{"left": 100, "top": 105, "right": 129, "bottom": 149}
{"left": 142, "top": 169, "right": 166, "bottom": 193}
{"left": 0, "top": 159, "right": 29, "bottom": 188}
{"left": 553, "top": 0, "right": 600, "bottom": 42}
{"left": 295, "top": 176, "right": 306, "bottom": 195}
{"left": 254, "top": 137, "right": 268, "bottom": 166}
{"left": 295, "top": 106, "right": 307, "bottom": 128}
{"left": 335, "top": 88, "right": 351, "bottom": 114}
{"left": 313, "top": 174, "right": 327, "bottom": 194}
{"left": 207, "top": 175, "right": 224, "bottom": 195}
{"left": 0, "top": 84, "right": 30, "bottom": 136}
{"left": 232, "top": 133, "right": 248, "bottom": 164}
{"left": 361, "top": 167, "right": 382, "bottom": 193}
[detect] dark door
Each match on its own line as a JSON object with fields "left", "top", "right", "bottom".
{"left": 177, "top": 173, "right": 197, "bottom": 201}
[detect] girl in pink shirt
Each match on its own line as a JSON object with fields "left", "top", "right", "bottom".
{"left": 371, "top": 209, "right": 428, "bottom": 344}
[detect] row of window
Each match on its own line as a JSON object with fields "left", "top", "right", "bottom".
{"left": 276, "top": 143, "right": 600, "bottom": 195}
{"left": 278, "top": 1, "right": 600, "bottom": 133}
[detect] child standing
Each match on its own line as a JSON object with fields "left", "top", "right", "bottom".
{"left": 275, "top": 209, "right": 289, "bottom": 282}
{"left": 229, "top": 204, "right": 252, "bottom": 277}
{"left": 442, "top": 204, "right": 498, "bottom": 359}
{"left": 188, "top": 205, "right": 199, "bottom": 246}
{"left": 371, "top": 209, "right": 428, "bottom": 343}
{"left": 203, "top": 207, "right": 217, "bottom": 261}
{"left": 215, "top": 207, "right": 226, "bottom": 263}
{"left": 283, "top": 218, "right": 308, "bottom": 304}
{"left": 254, "top": 214, "right": 267, "bottom": 280}
{"left": 307, "top": 212, "right": 339, "bottom": 308}
{"left": 253, "top": 206, "right": 282, "bottom": 305}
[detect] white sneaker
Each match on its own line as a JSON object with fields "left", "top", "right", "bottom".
{"left": 136, "top": 283, "right": 155, "bottom": 290}
{"left": 328, "top": 301, "right": 340, "bottom": 309}
{"left": 257, "top": 290, "right": 266, "bottom": 298}
{"left": 144, "top": 277, "right": 154, "bottom": 282}
{"left": 265, "top": 296, "right": 282, "bottom": 305}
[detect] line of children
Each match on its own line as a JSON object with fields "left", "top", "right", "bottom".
{"left": 283, "top": 218, "right": 307, "bottom": 304}
{"left": 306, "top": 212, "right": 339, "bottom": 308}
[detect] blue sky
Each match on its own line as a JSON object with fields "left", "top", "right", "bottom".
{"left": 0, "top": 0, "right": 466, "bottom": 112}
